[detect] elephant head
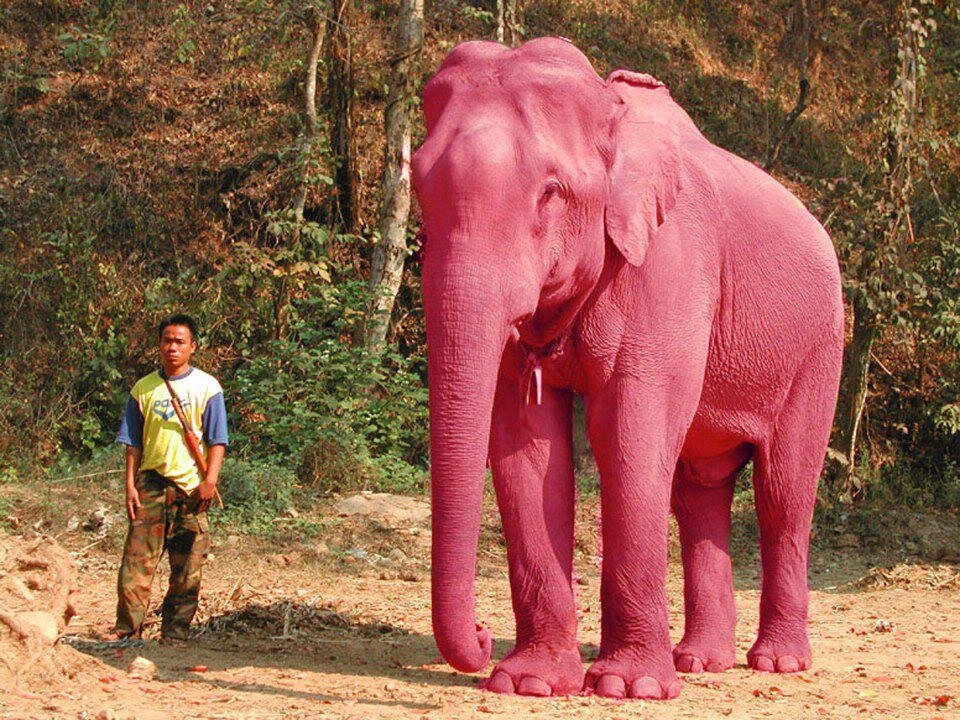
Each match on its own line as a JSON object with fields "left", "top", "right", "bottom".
{"left": 411, "top": 37, "right": 686, "bottom": 672}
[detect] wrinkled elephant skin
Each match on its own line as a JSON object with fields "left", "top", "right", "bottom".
{"left": 412, "top": 37, "right": 844, "bottom": 700}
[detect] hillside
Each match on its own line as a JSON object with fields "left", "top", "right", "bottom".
{"left": 1, "top": 0, "right": 959, "bottom": 500}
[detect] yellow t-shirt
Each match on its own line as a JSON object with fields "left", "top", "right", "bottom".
{"left": 118, "top": 368, "right": 227, "bottom": 493}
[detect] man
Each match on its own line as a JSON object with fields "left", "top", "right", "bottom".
{"left": 111, "top": 313, "right": 228, "bottom": 641}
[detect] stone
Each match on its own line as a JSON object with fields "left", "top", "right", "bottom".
{"left": 9, "top": 576, "right": 36, "bottom": 603}
{"left": 335, "top": 493, "right": 430, "bottom": 526}
{"left": 127, "top": 656, "right": 157, "bottom": 680}
{"left": 16, "top": 611, "right": 60, "bottom": 644}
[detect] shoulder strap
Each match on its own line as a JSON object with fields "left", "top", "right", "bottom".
{"left": 161, "top": 371, "right": 208, "bottom": 477}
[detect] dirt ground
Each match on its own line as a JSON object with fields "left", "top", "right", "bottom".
{"left": 1, "top": 495, "right": 958, "bottom": 720}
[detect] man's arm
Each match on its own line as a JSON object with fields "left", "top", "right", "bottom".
{"left": 197, "top": 390, "right": 229, "bottom": 511}
{"left": 197, "top": 444, "right": 225, "bottom": 512}
{"left": 117, "top": 395, "right": 144, "bottom": 521}
{"left": 125, "top": 445, "right": 143, "bottom": 521}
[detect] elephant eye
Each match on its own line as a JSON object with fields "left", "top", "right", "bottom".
{"left": 538, "top": 180, "right": 564, "bottom": 205}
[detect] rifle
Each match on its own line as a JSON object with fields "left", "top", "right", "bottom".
{"left": 161, "top": 371, "right": 224, "bottom": 509}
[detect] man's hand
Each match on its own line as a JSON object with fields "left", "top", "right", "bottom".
{"left": 196, "top": 479, "right": 218, "bottom": 513}
{"left": 124, "top": 445, "right": 143, "bottom": 521}
{"left": 126, "top": 484, "right": 142, "bottom": 521}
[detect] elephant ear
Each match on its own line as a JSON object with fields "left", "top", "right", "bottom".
{"left": 603, "top": 70, "right": 683, "bottom": 267}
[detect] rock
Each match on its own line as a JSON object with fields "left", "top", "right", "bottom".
{"left": 388, "top": 548, "right": 408, "bottom": 564}
{"left": 128, "top": 656, "right": 157, "bottom": 680}
{"left": 96, "top": 709, "right": 118, "bottom": 720}
{"left": 335, "top": 493, "right": 430, "bottom": 526}
{"left": 225, "top": 535, "right": 241, "bottom": 547}
{"left": 66, "top": 516, "right": 80, "bottom": 532}
{"left": 315, "top": 541, "right": 329, "bottom": 554}
{"left": 873, "top": 619, "right": 894, "bottom": 633}
{"left": 9, "top": 576, "right": 36, "bottom": 603}
{"left": 83, "top": 507, "right": 110, "bottom": 532}
{"left": 344, "top": 548, "right": 368, "bottom": 561}
{"left": 16, "top": 611, "right": 60, "bottom": 644}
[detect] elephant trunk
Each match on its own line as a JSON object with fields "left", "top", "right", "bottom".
{"left": 423, "top": 263, "right": 508, "bottom": 673}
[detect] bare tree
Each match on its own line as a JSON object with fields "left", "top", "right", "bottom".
{"left": 325, "top": 0, "right": 359, "bottom": 232}
{"left": 365, "top": 0, "right": 424, "bottom": 351}
{"left": 292, "top": 5, "right": 325, "bottom": 226}
{"left": 496, "top": 0, "right": 521, "bottom": 46}
{"left": 764, "top": 0, "right": 823, "bottom": 171}
{"left": 274, "top": 3, "right": 326, "bottom": 341}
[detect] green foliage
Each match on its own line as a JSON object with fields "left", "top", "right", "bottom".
{"left": 459, "top": 4, "right": 496, "bottom": 28}
{"left": 172, "top": 4, "right": 197, "bottom": 65}
{"left": 227, "top": 283, "right": 429, "bottom": 495}
{"left": 0, "top": 495, "right": 12, "bottom": 530}
{"left": 214, "top": 456, "right": 296, "bottom": 534}
{"left": 58, "top": 27, "right": 111, "bottom": 72}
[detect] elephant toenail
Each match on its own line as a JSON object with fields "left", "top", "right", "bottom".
{"left": 630, "top": 676, "right": 663, "bottom": 699}
{"left": 665, "top": 680, "right": 684, "bottom": 698}
{"left": 517, "top": 676, "right": 552, "bottom": 696}
{"left": 752, "top": 656, "right": 775, "bottom": 673}
{"left": 777, "top": 656, "right": 800, "bottom": 673}
{"left": 594, "top": 674, "right": 627, "bottom": 699}
{"left": 486, "top": 671, "right": 515, "bottom": 694}
{"left": 676, "top": 654, "right": 703, "bottom": 673}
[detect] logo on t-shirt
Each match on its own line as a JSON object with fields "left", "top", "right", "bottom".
{"left": 152, "top": 398, "right": 190, "bottom": 421}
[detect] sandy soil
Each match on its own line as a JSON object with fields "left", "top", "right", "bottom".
{"left": 1, "top": 500, "right": 958, "bottom": 720}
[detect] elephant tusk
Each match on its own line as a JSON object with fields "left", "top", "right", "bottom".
{"left": 511, "top": 325, "right": 543, "bottom": 406}
{"left": 525, "top": 354, "right": 543, "bottom": 406}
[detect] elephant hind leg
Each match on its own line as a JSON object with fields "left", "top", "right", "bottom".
{"left": 748, "top": 342, "right": 841, "bottom": 673}
{"left": 671, "top": 445, "right": 752, "bottom": 673}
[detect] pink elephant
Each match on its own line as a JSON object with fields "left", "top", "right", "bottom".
{"left": 412, "top": 37, "right": 844, "bottom": 700}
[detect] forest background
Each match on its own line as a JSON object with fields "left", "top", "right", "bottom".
{"left": 1, "top": 0, "right": 958, "bottom": 534}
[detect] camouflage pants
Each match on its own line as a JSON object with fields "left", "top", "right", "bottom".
{"left": 114, "top": 471, "right": 210, "bottom": 640}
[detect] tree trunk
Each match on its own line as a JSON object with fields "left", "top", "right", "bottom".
{"left": 496, "top": 0, "right": 520, "bottom": 46}
{"left": 292, "top": 8, "right": 324, "bottom": 226}
{"left": 831, "top": 0, "right": 923, "bottom": 498}
{"left": 325, "top": 0, "right": 358, "bottom": 233}
{"left": 365, "top": 0, "right": 423, "bottom": 352}
{"left": 834, "top": 293, "right": 876, "bottom": 498}
{"left": 275, "top": 8, "right": 325, "bottom": 342}
{"left": 764, "top": 0, "right": 822, "bottom": 171}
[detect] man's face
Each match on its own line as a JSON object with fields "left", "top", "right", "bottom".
{"left": 159, "top": 325, "right": 196, "bottom": 369}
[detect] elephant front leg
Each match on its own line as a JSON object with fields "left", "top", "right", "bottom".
{"left": 485, "top": 368, "right": 584, "bottom": 697}
{"left": 584, "top": 379, "right": 685, "bottom": 700}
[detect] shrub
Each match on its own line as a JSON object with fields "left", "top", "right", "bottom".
{"left": 226, "top": 282, "right": 429, "bottom": 495}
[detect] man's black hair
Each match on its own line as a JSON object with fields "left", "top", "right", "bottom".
{"left": 158, "top": 313, "right": 199, "bottom": 341}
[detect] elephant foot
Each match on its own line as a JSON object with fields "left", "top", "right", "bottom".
{"left": 481, "top": 642, "right": 585, "bottom": 697}
{"left": 672, "top": 636, "right": 735, "bottom": 673}
{"left": 747, "top": 632, "right": 811, "bottom": 673}
{"left": 584, "top": 650, "right": 682, "bottom": 700}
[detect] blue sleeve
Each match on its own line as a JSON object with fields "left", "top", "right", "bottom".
{"left": 117, "top": 395, "right": 143, "bottom": 449}
{"left": 202, "top": 392, "right": 229, "bottom": 446}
